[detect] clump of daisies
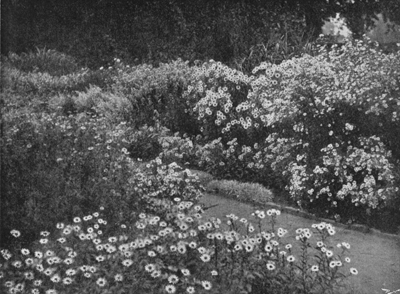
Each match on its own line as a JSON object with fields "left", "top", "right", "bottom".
{"left": 0, "top": 202, "right": 358, "bottom": 294}
{"left": 188, "top": 38, "right": 400, "bottom": 226}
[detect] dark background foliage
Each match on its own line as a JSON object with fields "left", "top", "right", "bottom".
{"left": 2, "top": 0, "right": 399, "bottom": 69}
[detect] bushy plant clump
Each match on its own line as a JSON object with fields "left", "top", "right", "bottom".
{"left": 206, "top": 179, "right": 274, "bottom": 204}
{"left": 111, "top": 59, "right": 200, "bottom": 133}
{"left": 49, "top": 85, "right": 133, "bottom": 121}
{"left": 193, "top": 137, "right": 284, "bottom": 189}
{"left": 1, "top": 98, "right": 210, "bottom": 248}
{"left": 1, "top": 66, "right": 90, "bottom": 95}
{"left": 184, "top": 38, "right": 400, "bottom": 226}
{"left": 4, "top": 48, "right": 80, "bottom": 77}
{"left": 1, "top": 50, "right": 116, "bottom": 97}
{"left": 242, "top": 38, "right": 400, "bottom": 222}
{"left": 126, "top": 124, "right": 169, "bottom": 161}
{"left": 0, "top": 202, "right": 359, "bottom": 294}
{"left": 0, "top": 110, "right": 139, "bottom": 248}
{"left": 158, "top": 134, "right": 202, "bottom": 168}
{"left": 183, "top": 61, "right": 254, "bottom": 143}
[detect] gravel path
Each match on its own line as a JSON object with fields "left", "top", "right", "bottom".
{"left": 200, "top": 192, "right": 400, "bottom": 294}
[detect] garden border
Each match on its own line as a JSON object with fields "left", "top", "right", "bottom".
{"left": 189, "top": 169, "right": 400, "bottom": 242}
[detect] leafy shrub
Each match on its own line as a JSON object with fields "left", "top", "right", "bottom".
{"left": 0, "top": 90, "right": 47, "bottom": 116}
{"left": 232, "top": 11, "right": 318, "bottom": 74}
{"left": 111, "top": 59, "right": 199, "bottom": 133}
{"left": 188, "top": 170, "right": 215, "bottom": 187}
{"left": 4, "top": 48, "right": 80, "bottom": 77}
{"left": 49, "top": 85, "right": 133, "bottom": 122}
{"left": 158, "top": 134, "right": 202, "bottom": 168}
{"left": 206, "top": 179, "right": 274, "bottom": 204}
{"left": 127, "top": 124, "right": 170, "bottom": 162}
{"left": 0, "top": 203, "right": 359, "bottom": 294}
{"left": 1, "top": 100, "right": 205, "bottom": 248}
{"left": 0, "top": 111, "right": 139, "bottom": 248}
{"left": 194, "top": 137, "right": 282, "bottom": 189}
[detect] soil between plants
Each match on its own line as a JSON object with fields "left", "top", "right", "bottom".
{"left": 199, "top": 191, "right": 400, "bottom": 294}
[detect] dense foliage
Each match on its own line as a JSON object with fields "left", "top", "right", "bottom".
{"left": 0, "top": 36, "right": 399, "bottom": 293}
{"left": 1, "top": 195, "right": 359, "bottom": 294}
{"left": 4, "top": 0, "right": 399, "bottom": 69}
{"left": 183, "top": 38, "right": 400, "bottom": 228}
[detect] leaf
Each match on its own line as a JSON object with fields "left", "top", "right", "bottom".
{"left": 253, "top": 271, "right": 264, "bottom": 279}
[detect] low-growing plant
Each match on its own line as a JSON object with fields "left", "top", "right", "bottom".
{"left": 49, "top": 85, "right": 133, "bottom": 122}
{"left": 194, "top": 137, "right": 282, "bottom": 189}
{"left": 128, "top": 159, "right": 205, "bottom": 218}
{"left": 1, "top": 52, "right": 115, "bottom": 98}
{"left": 0, "top": 202, "right": 359, "bottom": 294}
{"left": 1, "top": 65, "right": 96, "bottom": 95}
{"left": 206, "top": 179, "right": 274, "bottom": 205}
{"left": 4, "top": 48, "right": 80, "bottom": 77}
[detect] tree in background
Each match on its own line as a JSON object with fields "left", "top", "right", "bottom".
{"left": 1, "top": 0, "right": 399, "bottom": 66}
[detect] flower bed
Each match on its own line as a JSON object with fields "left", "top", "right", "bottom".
{"left": 0, "top": 180, "right": 358, "bottom": 293}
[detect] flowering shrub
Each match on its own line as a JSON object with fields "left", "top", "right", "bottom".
{"left": 130, "top": 160, "right": 204, "bottom": 218}
{"left": 183, "top": 38, "right": 400, "bottom": 226}
{"left": 213, "top": 37, "right": 400, "bottom": 223}
{"left": 193, "top": 137, "right": 281, "bottom": 189}
{"left": 184, "top": 60, "right": 254, "bottom": 142}
{"left": 0, "top": 203, "right": 359, "bottom": 294}
{"left": 158, "top": 134, "right": 202, "bottom": 168}
{"left": 284, "top": 137, "right": 398, "bottom": 221}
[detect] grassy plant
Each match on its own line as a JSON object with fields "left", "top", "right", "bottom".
{"left": 1, "top": 65, "right": 95, "bottom": 95}
{"left": 206, "top": 180, "right": 274, "bottom": 205}
{"left": 4, "top": 48, "right": 80, "bottom": 77}
{"left": 49, "top": 85, "right": 133, "bottom": 122}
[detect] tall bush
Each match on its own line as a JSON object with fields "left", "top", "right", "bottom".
{"left": 1, "top": 111, "right": 137, "bottom": 248}
{"left": 185, "top": 38, "right": 400, "bottom": 225}
{"left": 241, "top": 38, "right": 400, "bottom": 221}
